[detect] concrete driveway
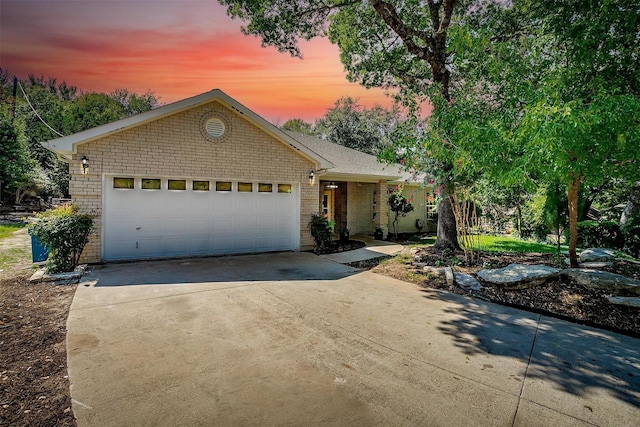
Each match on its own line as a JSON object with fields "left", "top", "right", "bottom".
{"left": 67, "top": 252, "right": 640, "bottom": 426}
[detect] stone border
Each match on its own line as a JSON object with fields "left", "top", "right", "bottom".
{"left": 29, "top": 264, "right": 87, "bottom": 285}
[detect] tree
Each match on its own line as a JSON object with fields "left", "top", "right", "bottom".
{"left": 218, "top": 0, "right": 470, "bottom": 250}
{"left": 313, "top": 97, "right": 400, "bottom": 155}
{"left": 0, "top": 114, "right": 37, "bottom": 203}
{"left": 109, "top": 88, "right": 160, "bottom": 116}
{"left": 388, "top": 189, "right": 414, "bottom": 239}
{"left": 503, "top": 1, "right": 640, "bottom": 266}
{"left": 411, "top": 0, "right": 640, "bottom": 266}
{"left": 6, "top": 73, "right": 160, "bottom": 199}
{"left": 281, "top": 118, "right": 313, "bottom": 135}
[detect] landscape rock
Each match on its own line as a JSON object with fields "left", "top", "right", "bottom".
{"left": 29, "top": 268, "right": 84, "bottom": 285}
{"left": 477, "top": 264, "right": 561, "bottom": 289}
{"left": 423, "top": 266, "right": 445, "bottom": 279}
{"left": 561, "top": 269, "right": 640, "bottom": 295}
{"left": 579, "top": 261, "right": 614, "bottom": 269}
{"left": 444, "top": 267, "right": 454, "bottom": 286}
{"left": 579, "top": 248, "right": 617, "bottom": 263}
{"left": 606, "top": 296, "right": 640, "bottom": 308}
{"left": 454, "top": 272, "right": 483, "bottom": 292}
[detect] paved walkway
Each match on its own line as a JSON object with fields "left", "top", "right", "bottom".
{"left": 67, "top": 252, "right": 640, "bottom": 426}
{"left": 320, "top": 234, "right": 404, "bottom": 263}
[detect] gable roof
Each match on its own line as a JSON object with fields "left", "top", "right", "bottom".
{"left": 42, "top": 89, "right": 333, "bottom": 169}
{"left": 285, "top": 131, "right": 427, "bottom": 184}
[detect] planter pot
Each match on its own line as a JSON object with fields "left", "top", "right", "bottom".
{"left": 374, "top": 231, "right": 383, "bottom": 240}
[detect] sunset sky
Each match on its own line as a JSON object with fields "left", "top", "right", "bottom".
{"left": 1, "top": 0, "right": 392, "bottom": 123}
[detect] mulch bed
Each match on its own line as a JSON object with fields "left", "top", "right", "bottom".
{"left": 313, "top": 239, "right": 366, "bottom": 254}
{"left": 353, "top": 246, "right": 640, "bottom": 337}
{"left": 0, "top": 275, "right": 77, "bottom": 427}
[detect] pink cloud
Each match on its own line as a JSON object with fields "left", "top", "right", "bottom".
{"left": 1, "top": 0, "right": 392, "bottom": 122}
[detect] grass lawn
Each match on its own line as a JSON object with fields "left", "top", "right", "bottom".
{"left": 0, "top": 222, "right": 25, "bottom": 239}
{"left": 0, "top": 223, "right": 32, "bottom": 276}
{"left": 409, "top": 234, "right": 558, "bottom": 253}
{"left": 472, "top": 235, "right": 558, "bottom": 253}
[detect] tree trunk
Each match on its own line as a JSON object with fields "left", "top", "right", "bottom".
{"left": 516, "top": 204, "right": 522, "bottom": 239}
{"left": 434, "top": 185, "right": 460, "bottom": 250}
{"left": 568, "top": 177, "right": 582, "bottom": 268}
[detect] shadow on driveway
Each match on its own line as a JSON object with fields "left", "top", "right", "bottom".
{"left": 421, "top": 290, "right": 640, "bottom": 415}
{"left": 86, "top": 252, "right": 358, "bottom": 287}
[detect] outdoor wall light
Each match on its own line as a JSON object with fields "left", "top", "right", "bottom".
{"left": 308, "top": 169, "right": 315, "bottom": 184}
{"left": 81, "top": 156, "right": 89, "bottom": 174}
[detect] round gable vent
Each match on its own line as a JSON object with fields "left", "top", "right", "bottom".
{"left": 199, "top": 110, "right": 232, "bottom": 143}
{"left": 205, "top": 118, "right": 225, "bottom": 137}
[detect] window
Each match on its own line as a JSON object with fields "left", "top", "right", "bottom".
{"left": 258, "top": 183, "right": 273, "bottom": 193}
{"left": 216, "top": 181, "right": 232, "bottom": 192}
{"left": 113, "top": 177, "right": 134, "bottom": 189}
{"left": 142, "top": 179, "right": 161, "bottom": 190}
{"left": 278, "top": 184, "right": 292, "bottom": 193}
{"left": 193, "top": 181, "right": 210, "bottom": 191}
{"left": 238, "top": 182, "right": 253, "bottom": 192}
{"left": 168, "top": 180, "right": 186, "bottom": 190}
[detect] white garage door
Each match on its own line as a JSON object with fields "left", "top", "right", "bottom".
{"left": 103, "top": 176, "right": 300, "bottom": 261}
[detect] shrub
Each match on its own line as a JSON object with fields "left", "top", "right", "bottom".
{"left": 622, "top": 214, "right": 640, "bottom": 258}
{"left": 308, "top": 214, "right": 333, "bottom": 252}
{"left": 572, "top": 220, "right": 623, "bottom": 249}
{"left": 28, "top": 205, "right": 94, "bottom": 273}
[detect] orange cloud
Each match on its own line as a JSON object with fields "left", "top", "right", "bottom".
{"left": 1, "top": 1, "right": 393, "bottom": 122}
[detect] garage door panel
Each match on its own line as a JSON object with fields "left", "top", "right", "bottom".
{"left": 190, "top": 217, "right": 212, "bottom": 233}
{"left": 190, "top": 196, "right": 212, "bottom": 211}
{"left": 104, "top": 177, "right": 299, "bottom": 261}
{"left": 139, "top": 217, "right": 165, "bottom": 235}
{"left": 164, "top": 218, "right": 189, "bottom": 234}
{"left": 212, "top": 236, "right": 234, "bottom": 253}
{"left": 190, "top": 237, "right": 211, "bottom": 254}
{"left": 137, "top": 238, "right": 164, "bottom": 257}
{"left": 162, "top": 237, "right": 190, "bottom": 255}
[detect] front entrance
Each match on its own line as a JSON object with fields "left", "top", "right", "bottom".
{"left": 322, "top": 190, "right": 333, "bottom": 223}
{"left": 320, "top": 181, "right": 347, "bottom": 231}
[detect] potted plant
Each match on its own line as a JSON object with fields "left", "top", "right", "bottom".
{"left": 374, "top": 227, "right": 383, "bottom": 240}
{"left": 339, "top": 227, "right": 350, "bottom": 242}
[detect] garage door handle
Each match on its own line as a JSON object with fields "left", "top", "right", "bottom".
{"left": 136, "top": 227, "right": 141, "bottom": 230}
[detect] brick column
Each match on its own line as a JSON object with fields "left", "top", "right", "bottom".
{"left": 374, "top": 181, "right": 388, "bottom": 237}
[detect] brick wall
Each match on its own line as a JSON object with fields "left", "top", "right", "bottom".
{"left": 346, "top": 182, "right": 375, "bottom": 234}
{"left": 388, "top": 185, "right": 431, "bottom": 234}
{"left": 70, "top": 101, "right": 318, "bottom": 262}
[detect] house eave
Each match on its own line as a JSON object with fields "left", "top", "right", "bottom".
{"left": 321, "top": 172, "right": 401, "bottom": 183}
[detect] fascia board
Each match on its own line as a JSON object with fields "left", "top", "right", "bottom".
{"left": 214, "top": 92, "right": 333, "bottom": 170}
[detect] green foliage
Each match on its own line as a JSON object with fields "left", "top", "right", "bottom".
{"left": 308, "top": 214, "right": 334, "bottom": 252}
{"left": 0, "top": 114, "right": 38, "bottom": 203}
{"left": 388, "top": 190, "right": 414, "bottom": 238}
{"left": 313, "top": 97, "right": 401, "bottom": 155}
{"left": 622, "top": 214, "right": 640, "bottom": 258}
{"left": 28, "top": 205, "right": 94, "bottom": 273}
{"left": 1, "top": 71, "right": 159, "bottom": 199}
{"left": 281, "top": 118, "right": 313, "bottom": 135}
{"left": 572, "top": 221, "right": 624, "bottom": 250}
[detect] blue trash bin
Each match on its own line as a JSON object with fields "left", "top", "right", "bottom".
{"left": 29, "top": 232, "right": 49, "bottom": 263}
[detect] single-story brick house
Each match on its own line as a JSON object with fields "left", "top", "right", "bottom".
{"left": 43, "top": 89, "right": 434, "bottom": 263}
